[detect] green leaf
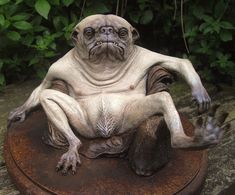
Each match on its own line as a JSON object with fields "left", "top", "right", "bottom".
{"left": 214, "top": 0, "right": 224, "bottom": 18}
{"left": 193, "top": 7, "right": 204, "bottom": 19}
{"left": 29, "top": 57, "right": 39, "bottom": 66}
{"left": 220, "top": 31, "right": 233, "bottom": 42}
{"left": 0, "top": 74, "right": 5, "bottom": 85}
{"left": 13, "top": 21, "right": 32, "bottom": 30}
{"left": 129, "top": 12, "right": 141, "bottom": 23}
{"left": 83, "top": 2, "right": 109, "bottom": 17}
{"left": 0, "top": 0, "right": 10, "bottom": 5}
{"left": 202, "top": 15, "right": 214, "bottom": 23}
{"left": 0, "top": 61, "right": 3, "bottom": 70}
{"left": 35, "top": 0, "right": 51, "bottom": 19}
{"left": 15, "top": 0, "right": 23, "bottom": 5}
{"left": 220, "top": 21, "right": 235, "bottom": 29}
{"left": 62, "top": 0, "right": 74, "bottom": 7}
{"left": 49, "top": 0, "right": 60, "bottom": 6}
{"left": 140, "top": 10, "right": 153, "bottom": 24}
{"left": 0, "top": 14, "right": 5, "bottom": 26}
{"left": 11, "top": 14, "right": 31, "bottom": 21}
{"left": 7, "top": 31, "right": 21, "bottom": 41}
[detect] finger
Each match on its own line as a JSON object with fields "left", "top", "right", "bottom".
{"left": 222, "top": 123, "right": 231, "bottom": 132}
{"left": 77, "top": 155, "right": 81, "bottom": 165}
{"left": 208, "top": 104, "right": 220, "bottom": 117}
{"left": 217, "top": 112, "right": 229, "bottom": 126}
{"left": 56, "top": 159, "right": 64, "bottom": 171}
{"left": 19, "top": 113, "right": 26, "bottom": 122}
{"left": 62, "top": 161, "right": 70, "bottom": 175}
{"left": 7, "top": 120, "right": 12, "bottom": 129}
{"left": 218, "top": 124, "right": 230, "bottom": 141}
{"left": 198, "top": 102, "right": 204, "bottom": 114}
{"left": 71, "top": 159, "right": 77, "bottom": 175}
{"left": 206, "top": 100, "right": 211, "bottom": 111}
{"left": 195, "top": 117, "right": 203, "bottom": 128}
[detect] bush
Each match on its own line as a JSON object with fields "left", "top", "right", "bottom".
{"left": 0, "top": 0, "right": 234, "bottom": 88}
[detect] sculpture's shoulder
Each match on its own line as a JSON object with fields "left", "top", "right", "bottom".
{"left": 47, "top": 49, "right": 77, "bottom": 79}
{"left": 133, "top": 46, "right": 161, "bottom": 71}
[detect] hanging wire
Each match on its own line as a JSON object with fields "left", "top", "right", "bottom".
{"left": 116, "top": 0, "right": 120, "bottom": 16}
{"left": 79, "top": 0, "right": 86, "bottom": 21}
{"left": 180, "top": 0, "right": 190, "bottom": 54}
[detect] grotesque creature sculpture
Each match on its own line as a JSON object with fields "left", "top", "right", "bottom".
{"left": 8, "top": 14, "right": 229, "bottom": 176}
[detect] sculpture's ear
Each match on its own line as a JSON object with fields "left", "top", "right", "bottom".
{"left": 71, "top": 28, "right": 79, "bottom": 44}
{"left": 132, "top": 28, "right": 140, "bottom": 42}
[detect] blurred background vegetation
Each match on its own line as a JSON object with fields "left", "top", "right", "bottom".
{"left": 0, "top": 0, "right": 234, "bottom": 89}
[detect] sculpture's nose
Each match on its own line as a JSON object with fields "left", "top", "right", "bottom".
{"left": 100, "top": 26, "right": 114, "bottom": 35}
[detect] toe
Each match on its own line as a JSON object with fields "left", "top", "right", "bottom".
{"left": 217, "top": 112, "right": 229, "bottom": 126}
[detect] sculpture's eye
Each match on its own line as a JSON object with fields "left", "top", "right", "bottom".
{"left": 118, "top": 28, "right": 128, "bottom": 38}
{"left": 84, "top": 27, "right": 95, "bottom": 39}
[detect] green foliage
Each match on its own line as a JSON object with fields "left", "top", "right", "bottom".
{"left": 183, "top": 0, "right": 235, "bottom": 83}
{"left": 0, "top": 0, "right": 234, "bottom": 88}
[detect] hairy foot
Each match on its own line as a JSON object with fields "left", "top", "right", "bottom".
{"left": 172, "top": 105, "right": 230, "bottom": 149}
{"left": 192, "top": 104, "right": 230, "bottom": 148}
{"left": 56, "top": 148, "right": 81, "bottom": 175}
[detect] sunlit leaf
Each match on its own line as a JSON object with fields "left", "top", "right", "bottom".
{"left": 220, "top": 31, "right": 233, "bottom": 42}
{"left": 0, "top": 14, "right": 5, "bottom": 26}
{"left": 140, "top": 10, "right": 153, "bottom": 25}
{"left": 0, "top": 0, "right": 10, "bottom": 6}
{"left": 62, "top": 0, "right": 74, "bottom": 7}
{"left": 7, "top": 31, "right": 21, "bottom": 41}
{"left": 35, "top": 0, "right": 51, "bottom": 19}
{"left": 13, "top": 21, "right": 32, "bottom": 30}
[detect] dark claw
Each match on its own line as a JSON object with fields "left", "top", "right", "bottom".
{"left": 222, "top": 123, "right": 231, "bottom": 132}
{"left": 55, "top": 166, "right": 61, "bottom": 172}
{"left": 217, "top": 112, "right": 229, "bottom": 126}
{"left": 208, "top": 104, "right": 220, "bottom": 117}
{"left": 61, "top": 169, "right": 68, "bottom": 176}
{"left": 196, "top": 117, "right": 203, "bottom": 128}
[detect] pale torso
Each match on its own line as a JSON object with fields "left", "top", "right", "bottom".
{"left": 48, "top": 46, "right": 157, "bottom": 138}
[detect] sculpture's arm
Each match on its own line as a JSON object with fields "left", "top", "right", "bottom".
{"left": 151, "top": 52, "right": 211, "bottom": 113}
{"left": 8, "top": 75, "right": 52, "bottom": 126}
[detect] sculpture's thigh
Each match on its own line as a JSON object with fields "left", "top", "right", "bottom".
{"left": 122, "top": 91, "right": 183, "bottom": 137}
{"left": 40, "top": 89, "right": 88, "bottom": 130}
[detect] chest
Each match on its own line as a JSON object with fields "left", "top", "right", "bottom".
{"left": 65, "top": 66, "right": 148, "bottom": 97}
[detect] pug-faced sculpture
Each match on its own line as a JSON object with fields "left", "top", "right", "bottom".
{"left": 8, "top": 14, "right": 228, "bottom": 175}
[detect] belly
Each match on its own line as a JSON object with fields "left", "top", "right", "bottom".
{"left": 78, "top": 93, "right": 144, "bottom": 138}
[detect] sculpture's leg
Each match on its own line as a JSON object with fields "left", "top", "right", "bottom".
{"left": 40, "top": 89, "right": 87, "bottom": 174}
{"left": 128, "top": 115, "right": 170, "bottom": 176}
{"left": 124, "top": 92, "right": 229, "bottom": 149}
{"left": 123, "top": 91, "right": 192, "bottom": 147}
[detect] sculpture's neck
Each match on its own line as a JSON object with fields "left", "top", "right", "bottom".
{"left": 73, "top": 47, "right": 138, "bottom": 86}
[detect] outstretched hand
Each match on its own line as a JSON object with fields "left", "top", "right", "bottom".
{"left": 192, "top": 85, "right": 211, "bottom": 114}
{"left": 8, "top": 106, "right": 27, "bottom": 128}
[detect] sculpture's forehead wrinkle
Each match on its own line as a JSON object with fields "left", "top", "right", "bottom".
{"left": 75, "top": 14, "right": 132, "bottom": 30}
{"left": 106, "top": 14, "right": 132, "bottom": 29}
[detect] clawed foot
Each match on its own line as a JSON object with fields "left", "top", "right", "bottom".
{"left": 192, "top": 105, "right": 230, "bottom": 149}
{"left": 56, "top": 148, "right": 81, "bottom": 175}
{"left": 172, "top": 105, "right": 230, "bottom": 149}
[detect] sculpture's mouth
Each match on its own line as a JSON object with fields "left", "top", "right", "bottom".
{"left": 89, "top": 40, "right": 125, "bottom": 62}
{"left": 94, "top": 41, "right": 119, "bottom": 46}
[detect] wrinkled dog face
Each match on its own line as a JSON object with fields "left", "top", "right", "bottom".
{"left": 72, "top": 14, "right": 139, "bottom": 63}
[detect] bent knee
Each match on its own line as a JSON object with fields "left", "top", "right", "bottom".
{"left": 39, "top": 89, "right": 57, "bottom": 104}
{"left": 152, "top": 91, "right": 173, "bottom": 103}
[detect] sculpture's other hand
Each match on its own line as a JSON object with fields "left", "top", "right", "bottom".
{"left": 56, "top": 148, "right": 81, "bottom": 175}
{"left": 192, "top": 105, "right": 230, "bottom": 149}
{"left": 192, "top": 85, "right": 211, "bottom": 114}
{"left": 8, "top": 106, "right": 27, "bottom": 128}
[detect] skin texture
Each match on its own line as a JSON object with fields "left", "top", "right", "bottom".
{"left": 8, "top": 14, "right": 228, "bottom": 175}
